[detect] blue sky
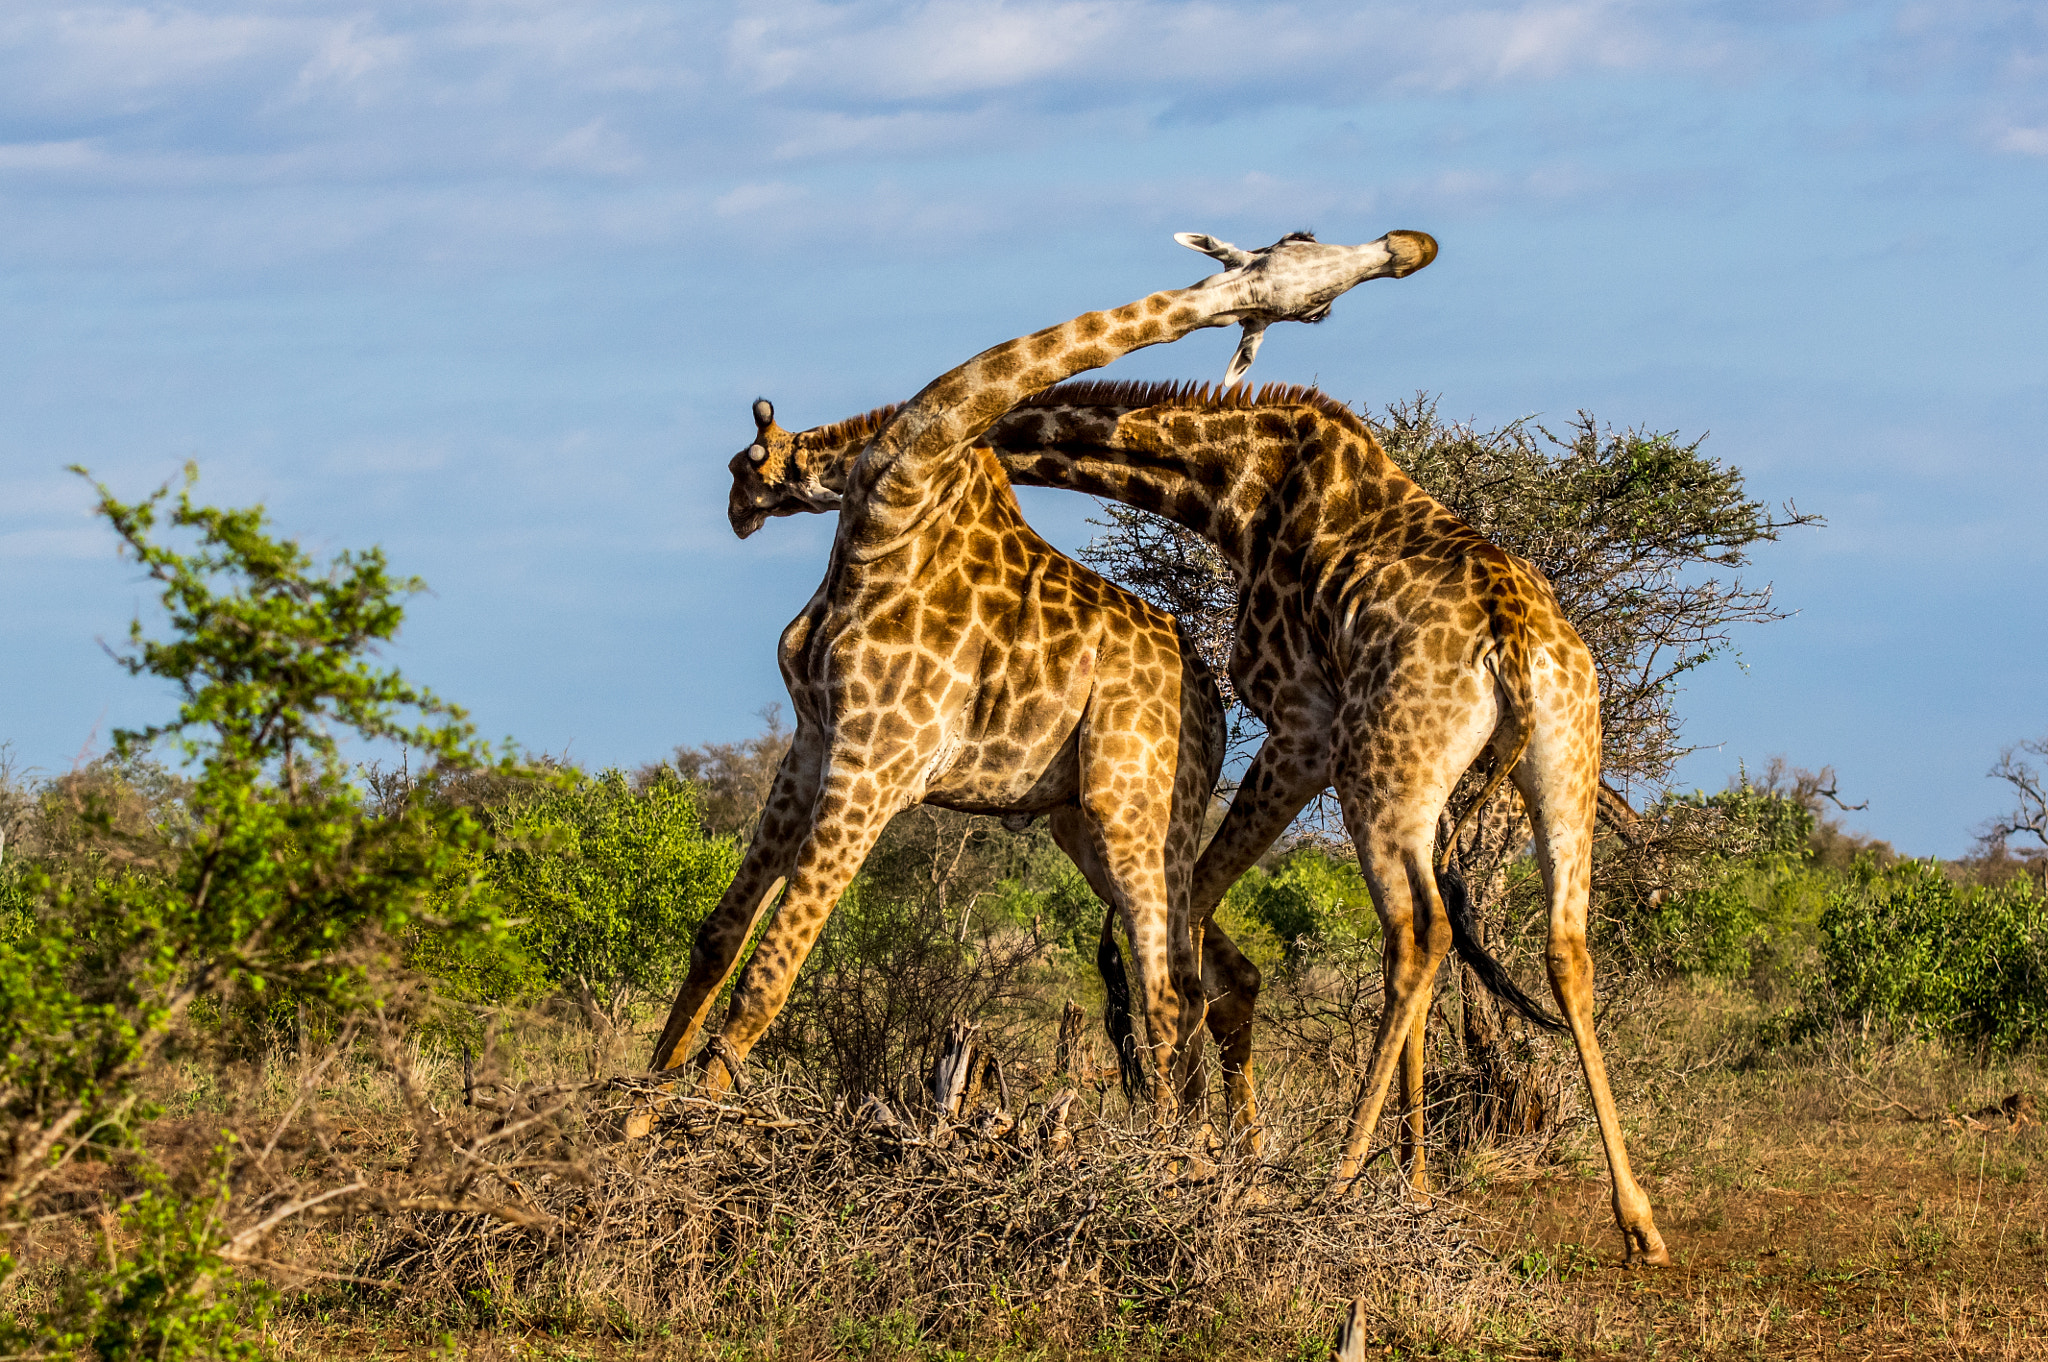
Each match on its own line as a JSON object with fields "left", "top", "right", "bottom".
{"left": 1, "top": 0, "right": 2042, "bottom": 856}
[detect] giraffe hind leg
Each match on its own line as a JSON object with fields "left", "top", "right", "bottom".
{"left": 1050, "top": 808, "right": 1149, "bottom": 1101}
{"left": 1199, "top": 913, "right": 1263, "bottom": 1152}
{"left": 1513, "top": 744, "right": 1670, "bottom": 1265}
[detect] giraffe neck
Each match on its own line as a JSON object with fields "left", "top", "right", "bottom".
{"left": 984, "top": 382, "right": 1430, "bottom": 578}
{"left": 783, "top": 381, "right": 1433, "bottom": 579}
{"left": 838, "top": 276, "right": 1263, "bottom": 561}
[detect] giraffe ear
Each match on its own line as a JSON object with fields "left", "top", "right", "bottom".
{"left": 1222, "top": 319, "right": 1268, "bottom": 389}
{"left": 752, "top": 398, "right": 775, "bottom": 431}
{"left": 1175, "top": 232, "right": 1254, "bottom": 268}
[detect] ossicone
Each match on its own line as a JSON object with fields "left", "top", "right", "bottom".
{"left": 752, "top": 397, "right": 775, "bottom": 430}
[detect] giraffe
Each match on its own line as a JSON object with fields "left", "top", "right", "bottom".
{"left": 773, "top": 379, "right": 1670, "bottom": 1265}
{"left": 647, "top": 230, "right": 1441, "bottom": 1121}
{"left": 991, "top": 380, "right": 1670, "bottom": 1264}
{"left": 715, "top": 400, "right": 1264, "bottom": 1133}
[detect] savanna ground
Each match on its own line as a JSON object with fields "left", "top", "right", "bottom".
{"left": 21, "top": 973, "right": 2048, "bottom": 1362}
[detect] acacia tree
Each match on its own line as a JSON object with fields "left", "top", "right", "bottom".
{"left": 1084, "top": 396, "right": 1817, "bottom": 803}
{"left": 1979, "top": 736, "right": 2048, "bottom": 893}
{"left": 0, "top": 467, "right": 522, "bottom": 1355}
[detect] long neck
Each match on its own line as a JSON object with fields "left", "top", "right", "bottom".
{"left": 790, "top": 385, "right": 1436, "bottom": 576}
{"left": 980, "top": 399, "right": 1274, "bottom": 576}
{"left": 985, "top": 385, "right": 1431, "bottom": 577}
{"left": 843, "top": 275, "right": 1256, "bottom": 557}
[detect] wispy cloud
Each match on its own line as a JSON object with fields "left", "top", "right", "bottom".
{"left": 0, "top": 0, "right": 2033, "bottom": 270}
{"left": 1994, "top": 125, "right": 2048, "bottom": 156}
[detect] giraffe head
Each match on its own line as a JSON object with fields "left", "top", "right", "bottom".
{"left": 727, "top": 398, "right": 894, "bottom": 537}
{"left": 729, "top": 398, "right": 824, "bottom": 538}
{"left": 1174, "top": 229, "right": 1439, "bottom": 385}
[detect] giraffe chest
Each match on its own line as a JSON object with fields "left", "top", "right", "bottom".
{"left": 786, "top": 572, "right": 1108, "bottom": 804}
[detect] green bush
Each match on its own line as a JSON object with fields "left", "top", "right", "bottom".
{"left": 1221, "top": 850, "right": 1378, "bottom": 965}
{"left": 1643, "top": 781, "right": 1826, "bottom": 982}
{"left": 0, "top": 465, "right": 506, "bottom": 1355}
{"left": 462, "top": 768, "right": 740, "bottom": 1010}
{"left": 1804, "top": 859, "right": 2048, "bottom": 1051}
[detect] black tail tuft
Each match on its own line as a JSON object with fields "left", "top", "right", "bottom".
{"left": 1439, "top": 860, "right": 1569, "bottom": 1034}
{"left": 1095, "top": 908, "right": 1149, "bottom": 1101}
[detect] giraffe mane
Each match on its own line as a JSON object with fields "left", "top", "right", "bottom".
{"left": 1018, "top": 379, "right": 1375, "bottom": 440}
{"left": 794, "top": 380, "right": 1375, "bottom": 457}
{"left": 797, "top": 401, "right": 905, "bottom": 453}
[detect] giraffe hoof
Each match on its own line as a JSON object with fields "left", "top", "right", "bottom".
{"left": 1627, "top": 1231, "right": 1672, "bottom": 1267}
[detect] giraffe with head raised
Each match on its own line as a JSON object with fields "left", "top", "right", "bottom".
{"left": 775, "top": 374, "right": 1670, "bottom": 1265}
{"left": 648, "top": 230, "right": 1440, "bottom": 1122}
{"left": 989, "top": 378, "right": 1670, "bottom": 1264}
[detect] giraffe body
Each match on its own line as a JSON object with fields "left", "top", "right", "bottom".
{"left": 990, "top": 380, "right": 1669, "bottom": 1264}
{"left": 650, "top": 231, "right": 1438, "bottom": 1122}
{"left": 773, "top": 378, "right": 1668, "bottom": 1265}
{"left": 720, "top": 406, "right": 1269, "bottom": 1131}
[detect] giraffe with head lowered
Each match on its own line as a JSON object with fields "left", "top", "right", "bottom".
{"left": 778, "top": 375, "right": 1670, "bottom": 1266}
{"left": 648, "top": 230, "right": 1440, "bottom": 1124}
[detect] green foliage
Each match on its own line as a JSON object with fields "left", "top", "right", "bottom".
{"left": 1644, "top": 782, "right": 1823, "bottom": 981}
{"left": 448, "top": 768, "right": 740, "bottom": 1007}
{"left": 1220, "top": 850, "right": 1378, "bottom": 964}
{"left": 0, "top": 465, "right": 507, "bottom": 1354}
{"left": 87, "top": 468, "right": 499, "bottom": 1014}
{"left": 987, "top": 852, "right": 1103, "bottom": 959}
{"left": 1804, "top": 859, "right": 2048, "bottom": 1051}
{"left": 39, "top": 1144, "right": 275, "bottom": 1362}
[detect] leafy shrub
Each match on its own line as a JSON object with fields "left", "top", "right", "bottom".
{"left": 1641, "top": 781, "right": 1825, "bottom": 982}
{"left": 1221, "top": 850, "right": 1378, "bottom": 964}
{"left": 469, "top": 768, "right": 740, "bottom": 1012}
{"left": 1804, "top": 859, "right": 2048, "bottom": 1051}
{"left": 0, "top": 465, "right": 506, "bottom": 1354}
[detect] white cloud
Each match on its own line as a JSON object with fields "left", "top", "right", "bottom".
{"left": 538, "top": 118, "right": 643, "bottom": 175}
{"left": 729, "top": 0, "right": 1668, "bottom": 106}
{"left": 1995, "top": 125, "right": 2048, "bottom": 156}
{"left": 0, "top": 0, "right": 2028, "bottom": 273}
{"left": 715, "top": 180, "right": 807, "bottom": 217}
{"left": 0, "top": 139, "right": 103, "bottom": 171}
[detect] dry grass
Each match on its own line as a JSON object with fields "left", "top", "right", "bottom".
{"left": 15, "top": 979, "right": 2048, "bottom": 1359}
{"left": 277, "top": 1074, "right": 1533, "bottom": 1361}
{"left": 1466, "top": 980, "right": 2048, "bottom": 1358}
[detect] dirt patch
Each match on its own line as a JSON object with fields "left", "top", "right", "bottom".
{"left": 1468, "top": 1084, "right": 2048, "bottom": 1356}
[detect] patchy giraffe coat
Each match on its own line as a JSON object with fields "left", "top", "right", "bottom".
{"left": 771, "top": 378, "right": 1670, "bottom": 1265}
{"left": 648, "top": 231, "right": 1439, "bottom": 1123}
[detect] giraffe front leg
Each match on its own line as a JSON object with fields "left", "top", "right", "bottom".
{"left": 1187, "top": 727, "right": 1331, "bottom": 918}
{"left": 701, "top": 778, "right": 905, "bottom": 1094}
{"left": 649, "top": 728, "right": 824, "bottom": 1072}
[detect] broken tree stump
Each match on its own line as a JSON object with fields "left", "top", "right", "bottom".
{"left": 930, "top": 1016, "right": 981, "bottom": 1117}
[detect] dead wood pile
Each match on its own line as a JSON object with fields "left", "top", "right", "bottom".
{"left": 346, "top": 1074, "right": 1515, "bottom": 1347}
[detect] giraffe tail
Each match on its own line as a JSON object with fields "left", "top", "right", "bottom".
{"left": 1439, "top": 858, "right": 1568, "bottom": 1034}
{"left": 1095, "top": 907, "right": 1149, "bottom": 1101}
{"left": 1436, "top": 575, "right": 1568, "bottom": 1034}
